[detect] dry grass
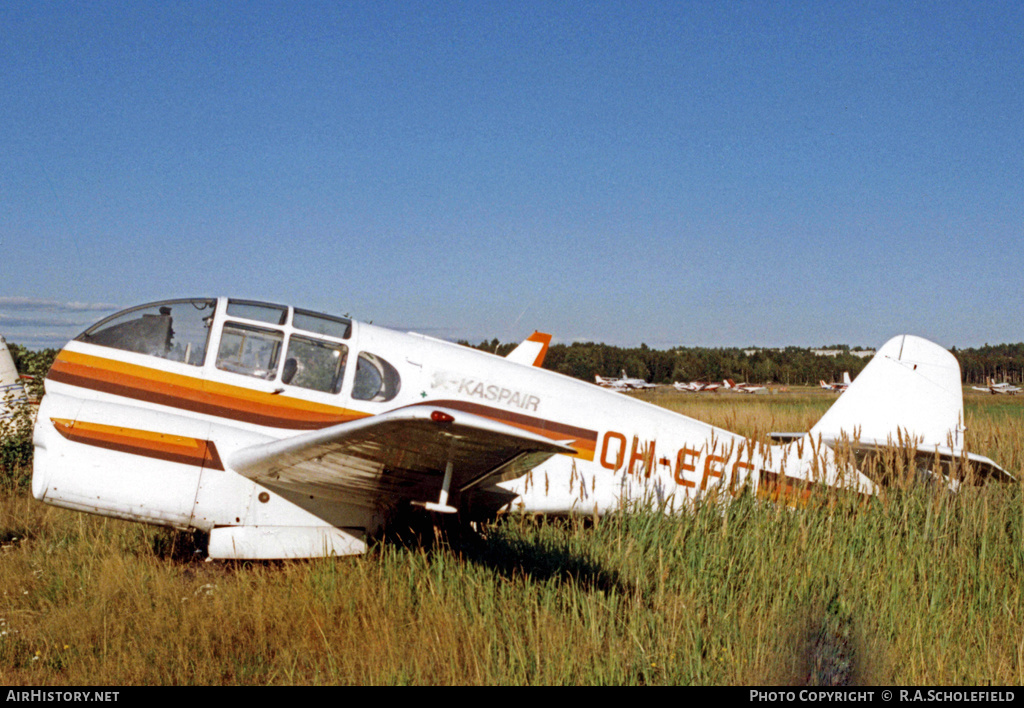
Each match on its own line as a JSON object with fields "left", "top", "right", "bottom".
{"left": 1, "top": 389, "right": 1022, "bottom": 685}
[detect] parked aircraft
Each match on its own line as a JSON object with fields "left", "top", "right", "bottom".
{"left": 673, "top": 381, "right": 721, "bottom": 393}
{"left": 723, "top": 379, "right": 767, "bottom": 394}
{"left": 820, "top": 372, "right": 852, "bottom": 392}
{"left": 32, "top": 298, "right": 1009, "bottom": 559}
{"left": 595, "top": 370, "right": 656, "bottom": 391}
{"left": 1, "top": 335, "right": 30, "bottom": 420}
{"left": 971, "top": 378, "right": 1021, "bottom": 395}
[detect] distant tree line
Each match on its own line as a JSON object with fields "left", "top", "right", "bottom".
{"left": 952, "top": 343, "right": 1024, "bottom": 385}
{"left": 462, "top": 339, "right": 1024, "bottom": 387}
{"left": 5, "top": 338, "right": 1023, "bottom": 389}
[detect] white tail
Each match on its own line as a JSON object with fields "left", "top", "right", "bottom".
{"left": 1, "top": 335, "right": 29, "bottom": 420}
{"left": 768, "top": 335, "right": 1009, "bottom": 485}
{"left": 811, "top": 335, "right": 963, "bottom": 449}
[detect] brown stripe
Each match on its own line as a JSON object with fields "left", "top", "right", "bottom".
{"left": 757, "top": 469, "right": 815, "bottom": 505}
{"left": 409, "top": 399, "right": 598, "bottom": 459}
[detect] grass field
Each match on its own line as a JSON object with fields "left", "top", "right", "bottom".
{"left": 1, "top": 389, "right": 1022, "bottom": 685}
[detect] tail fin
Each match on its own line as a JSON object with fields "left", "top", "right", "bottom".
{"left": 842, "top": 371, "right": 851, "bottom": 385}
{"left": 812, "top": 335, "right": 961, "bottom": 449}
{"left": 505, "top": 331, "right": 551, "bottom": 367}
{"left": 0, "top": 336, "right": 19, "bottom": 389}
{"left": 810, "top": 334, "right": 1009, "bottom": 481}
{"left": 0, "top": 335, "right": 29, "bottom": 420}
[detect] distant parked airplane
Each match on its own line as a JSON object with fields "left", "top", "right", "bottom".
{"left": 971, "top": 378, "right": 1022, "bottom": 395}
{"left": 673, "top": 381, "right": 721, "bottom": 393}
{"left": 723, "top": 379, "right": 766, "bottom": 394}
{"left": 595, "top": 370, "right": 656, "bottom": 391}
{"left": 820, "top": 372, "right": 852, "bottom": 392}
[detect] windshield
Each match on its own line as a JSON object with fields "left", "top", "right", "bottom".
{"left": 77, "top": 299, "right": 216, "bottom": 366}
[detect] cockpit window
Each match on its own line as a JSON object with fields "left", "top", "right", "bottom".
{"left": 226, "top": 300, "right": 287, "bottom": 326}
{"left": 282, "top": 335, "right": 348, "bottom": 393}
{"left": 352, "top": 352, "right": 401, "bottom": 402}
{"left": 77, "top": 299, "right": 216, "bottom": 366}
{"left": 216, "top": 323, "right": 283, "bottom": 380}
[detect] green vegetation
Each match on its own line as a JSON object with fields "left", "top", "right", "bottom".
{"left": 463, "top": 339, "right": 1024, "bottom": 386}
{"left": 4, "top": 343, "right": 57, "bottom": 401}
{"left": 955, "top": 343, "right": 1024, "bottom": 385}
{"left": 1, "top": 388, "right": 1021, "bottom": 685}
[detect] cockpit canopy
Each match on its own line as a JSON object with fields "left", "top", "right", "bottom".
{"left": 76, "top": 298, "right": 400, "bottom": 402}
{"left": 78, "top": 298, "right": 216, "bottom": 366}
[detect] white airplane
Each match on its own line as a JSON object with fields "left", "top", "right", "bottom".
{"left": 31, "top": 297, "right": 1009, "bottom": 559}
{"left": 820, "top": 372, "right": 852, "bottom": 392}
{"left": 722, "top": 379, "right": 767, "bottom": 394}
{"left": 673, "top": 381, "right": 721, "bottom": 393}
{"left": 1, "top": 335, "right": 31, "bottom": 420}
{"left": 971, "top": 378, "right": 1021, "bottom": 395}
{"left": 595, "top": 370, "right": 656, "bottom": 391}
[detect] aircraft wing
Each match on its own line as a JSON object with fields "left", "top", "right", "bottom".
{"left": 229, "top": 406, "right": 576, "bottom": 513}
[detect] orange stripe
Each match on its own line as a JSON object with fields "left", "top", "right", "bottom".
{"left": 51, "top": 418, "right": 224, "bottom": 470}
{"left": 49, "top": 351, "right": 368, "bottom": 429}
{"left": 48, "top": 351, "right": 596, "bottom": 461}
{"left": 528, "top": 332, "right": 551, "bottom": 367}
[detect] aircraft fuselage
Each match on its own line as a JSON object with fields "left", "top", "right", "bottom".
{"left": 33, "top": 297, "right": 864, "bottom": 558}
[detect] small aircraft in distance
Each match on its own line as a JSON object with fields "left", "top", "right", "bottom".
{"left": 595, "top": 370, "right": 656, "bottom": 391}
{"left": 32, "top": 297, "right": 1010, "bottom": 559}
{"left": 971, "top": 378, "right": 1021, "bottom": 395}
{"left": 673, "top": 381, "right": 721, "bottom": 393}
{"left": 722, "top": 379, "right": 767, "bottom": 394}
{"left": 820, "top": 372, "right": 852, "bottom": 392}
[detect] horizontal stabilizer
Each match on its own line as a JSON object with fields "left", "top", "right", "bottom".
{"left": 769, "top": 433, "right": 1011, "bottom": 484}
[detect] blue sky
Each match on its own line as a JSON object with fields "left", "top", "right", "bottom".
{"left": 2, "top": 2, "right": 1022, "bottom": 350}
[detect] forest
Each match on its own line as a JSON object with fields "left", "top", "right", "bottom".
{"left": 6, "top": 338, "right": 1024, "bottom": 391}
{"left": 463, "top": 338, "right": 1024, "bottom": 386}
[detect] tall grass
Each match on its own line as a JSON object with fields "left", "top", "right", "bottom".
{"left": 1, "top": 390, "right": 1021, "bottom": 685}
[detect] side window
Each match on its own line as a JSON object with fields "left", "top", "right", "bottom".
{"left": 293, "top": 309, "right": 352, "bottom": 339}
{"left": 216, "top": 323, "right": 283, "bottom": 380}
{"left": 282, "top": 335, "right": 348, "bottom": 394}
{"left": 77, "top": 299, "right": 216, "bottom": 366}
{"left": 352, "top": 352, "right": 401, "bottom": 402}
{"left": 226, "top": 300, "right": 287, "bottom": 325}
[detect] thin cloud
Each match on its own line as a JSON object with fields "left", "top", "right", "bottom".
{"left": 0, "top": 314, "right": 87, "bottom": 328}
{"left": 0, "top": 297, "right": 119, "bottom": 312}
{"left": 1, "top": 331, "right": 79, "bottom": 349}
